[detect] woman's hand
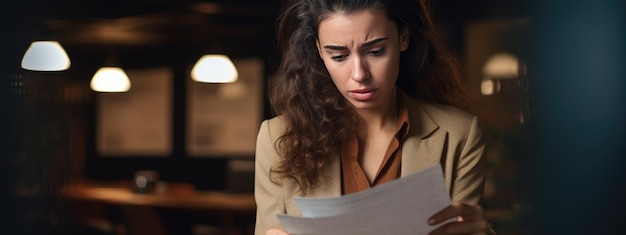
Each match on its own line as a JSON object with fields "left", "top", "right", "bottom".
{"left": 427, "top": 202, "right": 494, "bottom": 235}
{"left": 266, "top": 228, "right": 289, "bottom": 235}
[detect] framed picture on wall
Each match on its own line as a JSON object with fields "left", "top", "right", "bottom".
{"left": 95, "top": 67, "right": 173, "bottom": 157}
{"left": 186, "top": 57, "right": 264, "bottom": 158}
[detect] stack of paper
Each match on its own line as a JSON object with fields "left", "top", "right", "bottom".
{"left": 277, "top": 164, "right": 451, "bottom": 235}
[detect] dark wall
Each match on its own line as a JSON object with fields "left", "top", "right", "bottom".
{"left": 6, "top": 1, "right": 282, "bottom": 191}
{"left": 529, "top": 0, "right": 626, "bottom": 234}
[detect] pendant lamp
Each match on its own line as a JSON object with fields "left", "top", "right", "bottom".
{"left": 90, "top": 67, "right": 131, "bottom": 92}
{"left": 90, "top": 50, "right": 131, "bottom": 92}
{"left": 21, "top": 40, "right": 71, "bottom": 71}
{"left": 191, "top": 54, "right": 238, "bottom": 83}
{"left": 480, "top": 52, "right": 525, "bottom": 96}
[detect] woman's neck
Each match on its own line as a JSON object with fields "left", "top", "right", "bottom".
{"left": 356, "top": 90, "right": 399, "bottom": 138}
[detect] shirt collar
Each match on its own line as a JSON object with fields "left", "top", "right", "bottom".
{"left": 396, "top": 91, "right": 410, "bottom": 141}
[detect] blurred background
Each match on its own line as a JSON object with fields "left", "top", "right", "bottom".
{"left": 1, "top": 0, "right": 624, "bottom": 235}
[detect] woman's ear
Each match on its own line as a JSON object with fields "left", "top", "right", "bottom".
{"left": 316, "top": 40, "right": 323, "bottom": 57}
{"left": 400, "top": 28, "right": 409, "bottom": 51}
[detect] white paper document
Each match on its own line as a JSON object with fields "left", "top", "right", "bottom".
{"left": 276, "top": 164, "right": 451, "bottom": 235}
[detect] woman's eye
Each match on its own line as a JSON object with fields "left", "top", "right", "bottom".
{"left": 368, "top": 48, "right": 385, "bottom": 56}
{"left": 331, "top": 54, "right": 348, "bottom": 61}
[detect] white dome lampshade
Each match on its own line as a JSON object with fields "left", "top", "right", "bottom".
{"left": 482, "top": 52, "right": 522, "bottom": 79}
{"left": 21, "top": 41, "right": 71, "bottom": 71}
{"left": 90, "top": 67, "right": 131, "bottom": 92}
{"left": 191, "top": 54, "right": 238, "bottom": 83}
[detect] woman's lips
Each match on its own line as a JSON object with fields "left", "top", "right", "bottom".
{"left": 350, "top": 89, "right": 377, "bottom": 101}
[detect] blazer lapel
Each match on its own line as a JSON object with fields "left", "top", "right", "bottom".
{"left": 305, "top": 153, "right": 342, "bottom": 198}
{"left": 302, "top": 97, "right": 446, "bottom": 196}
{"left": 401, "top": 98, "right": 446, "bottom": 177}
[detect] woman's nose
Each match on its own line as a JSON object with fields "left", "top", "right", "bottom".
{"left": 350, "top": 57, "right": 369, "bottom": 82}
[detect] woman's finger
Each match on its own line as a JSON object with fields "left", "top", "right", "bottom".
{"left": 428, "top": 219, "right": 491, "bottom": 235}
{"left": 428, "top": 202, "right": 484, "bottom": 225}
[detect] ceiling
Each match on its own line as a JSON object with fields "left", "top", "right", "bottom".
{"left": 16, "top": 0, "right": 528, "bottom": 45}
{"left": 17, "top": 0, "right": 278, "bottom": 44}
{"left": 9, "top": 0, "right": 281, "bottom": 69}
{"left": 42, "top": 0, "right": 280, "bottom": 46}
{"left": 9, "top": 0, "right": 529, "bottom": 69}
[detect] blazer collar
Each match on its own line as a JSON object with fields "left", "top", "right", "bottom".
{"left": 306, "top": 95, "right": 445, "bottom": 197}
{"left": 401, "top": 96, "right": 445, "bottom": 177}
{"left": 404, "top": 95, "right": 439, "bottom": 139}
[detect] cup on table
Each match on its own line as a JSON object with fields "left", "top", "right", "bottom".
{"left": 133, "top": 170, "right": 159, "bottom": 194}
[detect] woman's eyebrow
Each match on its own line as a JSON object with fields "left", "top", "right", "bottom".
{"left": 361, "top": 37, "right": 388, "bottom": 47}
{"left": 322, "top": 37, "right": 389, "bottom": 51}
{"left": 323, "top": 45, "right": 348, "bottom": 51}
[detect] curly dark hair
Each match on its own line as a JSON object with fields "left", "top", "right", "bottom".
{"left": 268, "top": 0, "right": 468, "bottom": 193}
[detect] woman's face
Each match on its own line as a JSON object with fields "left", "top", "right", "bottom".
{"left": 317, "top": 9, "right": 408, "bottom": 112}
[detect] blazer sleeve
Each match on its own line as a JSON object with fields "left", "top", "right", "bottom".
{"left": 254, "top": 119, "right": 286, "bottom": 235}
{"left": 450, "top": 115, "right": 487, "bottom": 204}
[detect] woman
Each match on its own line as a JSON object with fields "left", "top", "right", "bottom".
{"left": 255, "top": 0, "right": 493, "bottom": 234}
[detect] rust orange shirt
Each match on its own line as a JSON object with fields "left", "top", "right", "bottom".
{"left": 341, "top": 95, "right": 410, "bottom": 195}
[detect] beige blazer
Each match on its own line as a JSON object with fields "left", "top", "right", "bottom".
{"left": 254, "top": 97, "right": 487, "bottom": 235}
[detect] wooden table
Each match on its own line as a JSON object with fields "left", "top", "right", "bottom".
{"left": 61, "top": 181, "right": 256, "bottom": 235}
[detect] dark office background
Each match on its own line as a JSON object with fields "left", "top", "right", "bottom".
{"left": 2, "top": 0, "right": 625, "bottom": 234}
